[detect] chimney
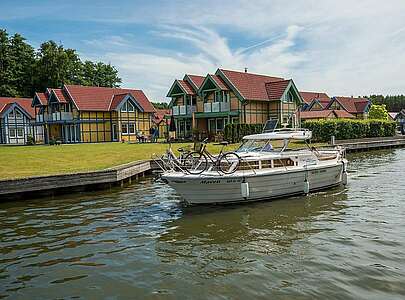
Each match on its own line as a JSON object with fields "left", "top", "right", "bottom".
{"left": 244, "top": 67, "right": 248, "bottom": 73}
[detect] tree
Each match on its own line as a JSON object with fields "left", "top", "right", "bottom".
{"left": 369, "top": 104, "right": 389, "bottom": 120}
{"left": 8, "top": 33, "right": 35, "bottom": 97}
{"left": 0, "top": 29, "right": 122, "bottom": 97}
{"left": 0, "top": 29, "right": 17, "bottom": 96}
{"left": 152, "top": 102, "right": 169, "bottom": 109}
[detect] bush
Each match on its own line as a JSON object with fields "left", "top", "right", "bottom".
{"left": 26, "top": 135, "right": 35, "bottom": 145}
{"left": 303, "top": 119, "right": 397, "bottom": 142}
{"left": 224, "top": 123, "right": 262, "bottom": 143}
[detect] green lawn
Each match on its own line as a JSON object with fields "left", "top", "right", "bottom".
{"left": 0, "top": 140, "right": 326, "bottom": 180}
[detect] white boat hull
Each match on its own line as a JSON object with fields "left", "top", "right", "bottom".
{"left": 162, "top": 162, "right": 346, "bottom": 204}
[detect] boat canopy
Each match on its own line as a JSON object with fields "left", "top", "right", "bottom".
{"left": 243, "top": 129, "right": 312, "bottom": 141}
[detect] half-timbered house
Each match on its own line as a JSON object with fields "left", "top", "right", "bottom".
{"left": 32, "top": 85, "right": 155, "bottom": 144}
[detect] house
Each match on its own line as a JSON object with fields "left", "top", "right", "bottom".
{"left": 0, "top": 97, "right": 41, "bottom": 144}
{"left": 394, "top": 109, "right": 405, "bottom": 124}
{"left": 300, "top": 109, "right": 355, "bottom": 121}
{"left": 326, "top": 96, "right": 371, "bottom": 119}
{"left": 299, "top": 91, "right": 331, "bottom": 111}
{"left": 167, "top": 69, "right": 303, "bottom": 138}
{"left": 153, "top": 108, "right": 171, "bottom": 138}
{"left": 32, "top": 85, "right": 155, "bottom": 144}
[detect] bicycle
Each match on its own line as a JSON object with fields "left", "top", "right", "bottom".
{"left": 183, "top": 138, "right": 240, "bottom": 175}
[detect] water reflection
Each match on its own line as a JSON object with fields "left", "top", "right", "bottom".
{"left": 1, "top": 149, "right": 405, "bottom": 299}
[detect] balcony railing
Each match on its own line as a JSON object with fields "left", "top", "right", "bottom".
{"left": 172, "top": 105, "right": 196, "bottom": 116}
{"left": 36, "top": 112, "right": 73, "bottom": 122}
{"left": 203, "top": 102, "right": 230, "bottom": 113}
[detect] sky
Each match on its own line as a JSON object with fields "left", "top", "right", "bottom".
{"left": 1, "top": 0, "right": 405, "bottom": 101}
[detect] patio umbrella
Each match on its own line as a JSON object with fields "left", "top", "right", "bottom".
{"left": 169, "top": 115, "right": 176, "bottom": 132}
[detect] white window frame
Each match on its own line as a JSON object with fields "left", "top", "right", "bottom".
{"left": 9, "top": 127, "right": 16, "bottom": 138}
{"left": 121, "top": 102, "right": 128, "bottom": 112}
{"left": 128, "top": 123, "right": 135, "bottom": 134}
{"left": 9, "top": 110, "right": 15, "bottom": 119}
{"left": 17, "top": 128, "right": 24, "bottom": 138}
{"left": 121, "top": 122, "right": 128, "bottom": 134}
{"left": 15, "top": 110, "right": 23, "bottom": 118}
{"left": 127, "top": 102, "right": 135, "bottom": 112}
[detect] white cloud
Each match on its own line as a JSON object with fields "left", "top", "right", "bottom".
{"left": 23, "top": 0, "right": 404, "bottom": 101}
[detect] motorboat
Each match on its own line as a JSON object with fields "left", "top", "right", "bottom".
{"left": 157, "top": 129, "right": 348, "bottom": 204}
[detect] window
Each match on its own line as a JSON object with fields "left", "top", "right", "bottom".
{"left": 9, "top": 128, "right": 16, "bottom": 138}
{"left": 216, "top": 119, "right": 224, "bottom": 131}
{"left": 121, "top": 123, "right": 128, "bottom": 134}
{"left": 17, "top": 128, "right": 24, "bottom": 137}
{"left": 121, "top": 102, "right": 128, "bottom": 112}
{"left": 128, "top": 123, "right": 135, "bottom": 134}
{"left": 9, "top": 110, "right": 15, "bottom": 118}
{"left": 231, "top": 117, "right": 239, "bottom": 124}
{"left": 15, "top": 110, "right": 22, "bottom": 118}
{"left": 127, "top": 102, "right": 135, "bottom": 112}
{"left": 284, "top": 91, "right": 294, "bottom": 103}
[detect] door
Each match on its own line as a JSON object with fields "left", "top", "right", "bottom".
{"left": 112, "top": 124, "right": 118, "bottom": 141}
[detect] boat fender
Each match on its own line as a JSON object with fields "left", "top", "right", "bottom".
{"left": 303, "top": 180, "right": 310, "bottom": 194}
{"left": 342, "top": 161, "right": 348, "bottom": 186}
{"left": 342, "top": 171, "right": 348, "bottom": 186}
{"left": 241, "top": 182, "right": 250, "bottom": 198}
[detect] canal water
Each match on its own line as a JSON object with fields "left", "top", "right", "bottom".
{"left": 1, "top": 149, "right": 405, "bottom": 300}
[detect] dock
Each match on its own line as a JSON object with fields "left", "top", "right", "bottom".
{"left": 335, "top": 136, "right": 405, "bottom": 152}
{"left": 0, "top": 160, "right": 153, "bottom": 200}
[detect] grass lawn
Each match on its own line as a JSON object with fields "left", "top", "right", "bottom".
{"left": 0, "top": 140, "right": 326, "bottom": 180}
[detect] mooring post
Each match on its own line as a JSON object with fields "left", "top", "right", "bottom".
{"left": 331, "top": 135, "right": 335, "bottom": 146}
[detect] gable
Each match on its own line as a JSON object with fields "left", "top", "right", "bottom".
{"left": 167, "top": 80, "right": 188, "bottom": 97}
{"left": 114, "top": 94, "right": 144, "bottom": 112}
{"left": 2, "top": 102, "right": 33, "bottom": 120}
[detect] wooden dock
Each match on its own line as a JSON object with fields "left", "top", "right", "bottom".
{"left": 335, "top": 136, "right": 405, "bottom": 152}
{"left": 0, "top": 160, "right": 152, "bottom": 200}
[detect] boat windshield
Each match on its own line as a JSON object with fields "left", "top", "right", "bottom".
{"left": 236, "top": 139, "right": 274, "bottom": 153}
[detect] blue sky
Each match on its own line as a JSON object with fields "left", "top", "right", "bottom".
{"left": 1, "top": 0, "right": 405, "bottom": 101}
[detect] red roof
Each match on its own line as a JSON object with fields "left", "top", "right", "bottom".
{"left": 210, "top": 75, "right": 229, "bottom": 90}
{"left": 301, "top": 109, "right": 355, "bottom": 119}
{"left": 34, "top": 92, "right": 49, "bottom": 105}
{"left": 186, "top": 75, "right": 205, "bottom": 89}
{"left": 218, "top": 69, "right": 284, "bottom": 101}
{"left": 64, "top": 85, "right": 155, "bottom": 112}
{"left": 153, "top": 109, "right": 171, "bottom": 124}
{"left": 266, "top": 80, "right": 291, "bottom": 100}
{"left": 299, "top": 91, "right": 330, "bottom": 104}
{"left": 109, "top": 93, "right": 128, "bottom": 110}
{"left": 330, "top": 96, "right": 370, "bottom": 114}
{"left": 177, "top": 80, "right": 196, "bottom": 95}
{"left": 51, "top": 89, "right": 69, "bottom": 103}
{"left": 0, "top": 97, "right": 35, "bottom": 118}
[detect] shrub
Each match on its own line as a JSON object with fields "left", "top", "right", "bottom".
{"left": 26, "top": 135, "right": 35, "bottom": 145}
{"left": 302, "top": 119, "right": 396, "bottom": 142}
{"left": 224, "top": 123, "right": 262, "bottom": 143}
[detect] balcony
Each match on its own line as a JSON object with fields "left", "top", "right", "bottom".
{"left": 203, "top": 102, "right": 230, "bottom": 113}
{"left": 48, "top": 112, "right": 73, "bottom": 122}
{"left": 172, "top": 105, "right": 196, "bottom": 116}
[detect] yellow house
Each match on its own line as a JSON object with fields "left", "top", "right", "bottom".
{"left": 167, "top": 68, "right": 304, "bottom": 138}
{"left": 32, "top": 85, "right": 155, "bottom": 144}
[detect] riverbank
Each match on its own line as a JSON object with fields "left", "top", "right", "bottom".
{"left": 0, "top": 140, "right": 323, "bottom": 180}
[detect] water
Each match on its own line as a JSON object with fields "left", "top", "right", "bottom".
{"left": 1, "top": 149, "right": 405, "bottom": 300}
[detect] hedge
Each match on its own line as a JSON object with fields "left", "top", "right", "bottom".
{"left": 302, "top": 119, "right": 396, "bottom": 142}
{"left": 224, "top": 123, "right": 263, "bottom": 143}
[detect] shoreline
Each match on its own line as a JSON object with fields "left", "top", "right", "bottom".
{"left": 1, "top": 136, "right": 405, "bottom": 201}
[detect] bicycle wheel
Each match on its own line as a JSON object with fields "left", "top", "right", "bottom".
{"left": 183, "top": 151, "right": 208, "bottom": 174}
{"left": 219, "top": 152, "right": 240, "bottom": 174}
